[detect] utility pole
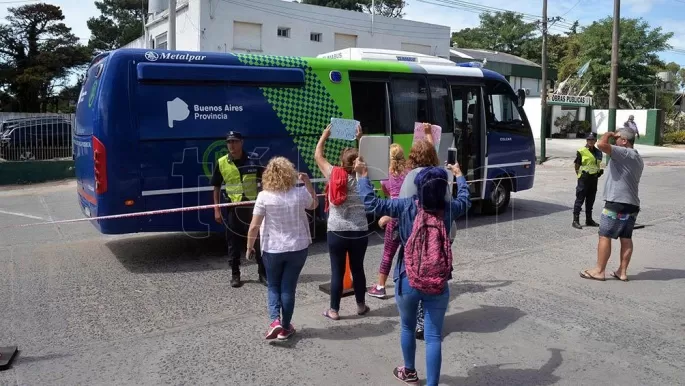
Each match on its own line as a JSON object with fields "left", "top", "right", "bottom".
{"left": 537, "top": 0, "right": 561, "bottom": 164}
{"left": 607, "top": 0, "right": 620, "bottom": 135}
{"left": 168, "top": 0, "right": 176, "bottom": 50}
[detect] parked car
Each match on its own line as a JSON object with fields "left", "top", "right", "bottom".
{"left": 0, "top": 117, "right": 72, "bottom": 160}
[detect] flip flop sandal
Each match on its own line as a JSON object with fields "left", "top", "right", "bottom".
{"left": 611, "top": 271, "right": 629, "bottom": 282}
{"left": 579, "top": 270, "right": 605, "bottom": 281}
{"left": 322, "top": 309, "right": 340, "bottom": 320}
{"left": 357, "top": 305, "right": 370, "bottom": 316}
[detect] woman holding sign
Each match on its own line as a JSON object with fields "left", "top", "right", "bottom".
{"left": 315, "top": 123, "right": 370, "bottom": 320}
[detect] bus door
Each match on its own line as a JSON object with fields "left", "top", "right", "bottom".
{"left": 450, "top": 83, "right": 485, "bottom": 199}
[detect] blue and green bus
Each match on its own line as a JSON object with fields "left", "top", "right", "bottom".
{"left": 73, "top": 47, "right": 535, "bottom": 235}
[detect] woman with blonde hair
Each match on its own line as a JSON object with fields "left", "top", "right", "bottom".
{"left": 368, "top": 143, "right": 409, "bottom": 299}
{"left": 247, "top": 156, "right": 318, "bottom": 340}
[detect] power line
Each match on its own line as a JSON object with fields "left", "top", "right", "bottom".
{"left": 0, "top": 0, "right": 39, "bottom": 3}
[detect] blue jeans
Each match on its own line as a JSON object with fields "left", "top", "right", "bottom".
{"left": 395, "top": 273, "right": 449, "bottom": 386}
{"left": 262, "top": 248, "right": 308, "bottom": 327}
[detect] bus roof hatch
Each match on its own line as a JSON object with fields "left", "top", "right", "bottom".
{"left": 316, "top": 48, "right": 455, "bottom": 67}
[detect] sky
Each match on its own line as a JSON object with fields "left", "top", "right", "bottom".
{"left": 1, "top": 0, "right": 684, "bottom": 69}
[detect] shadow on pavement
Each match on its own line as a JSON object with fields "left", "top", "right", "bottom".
{"left": 629, "top": 267, "right": 685, "bottom": 281}
{"left": 443, "top": 305, "right": 526, "bottom": 336}
{"left": 456, "top": 199, "right": 571, "bottom": 230}
{"left": 371, "top": 280, "right": 515, "bottom": 319}
{"left": 440, "top": 348, "right": 563, "bottom": 386}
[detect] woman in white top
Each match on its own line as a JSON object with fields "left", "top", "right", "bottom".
{"left": 247, "top": 156, "right": 318, "bottom": 340}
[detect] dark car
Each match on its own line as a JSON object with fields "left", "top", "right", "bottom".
{"left": 0, "top": 117, "right": 72, "bottom": 161}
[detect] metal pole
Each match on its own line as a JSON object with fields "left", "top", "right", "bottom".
{"left": 607, "top": 0, "right": 620, "bottom": 134}
{"left": 539, "top": 0, "right": 548, "bottom": 164}
{"left": 168, "top": 0, "right": 176, "bottom": 50}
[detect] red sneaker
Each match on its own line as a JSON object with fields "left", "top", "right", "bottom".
{"left": 277, "top": 324, "right": 296, "bottom": 340}
{"left": 265, "top": 319, "right": 282, "bottom": 340}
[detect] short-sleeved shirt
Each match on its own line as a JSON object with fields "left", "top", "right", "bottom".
{"left": 253, "top": 187, "right": 313, "bottom": 253}
{"left": 603, "top": 145, "right": 643, "bottom": 213}
{"left": 380, "top": 171, "right": 408, "bottom": 199}
{"left": 326, "top": 165, "right": 369, "bottom": 232}
{"left": 210, "top": 151, "right": 264, "bottom": 202}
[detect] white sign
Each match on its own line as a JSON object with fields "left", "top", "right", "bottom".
{"left": 547, "top": 94, "right": 592, "bottom": 106}
{"left": 330, "top": 118, "right": 359, "bottom": 140}
{"left": 166, "top": 97, "right": 245, "bottom": 127}
{"left": 145, "top": 51, "right": 207, "bottom": 62}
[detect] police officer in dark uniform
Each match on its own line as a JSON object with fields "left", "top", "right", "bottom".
{"left": 212, "top": 131, "right": 266, "bottom": 288}
{"left": 573, "top": 132, "right": 604, "bottom": 229}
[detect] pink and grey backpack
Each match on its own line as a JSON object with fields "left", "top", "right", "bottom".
{"left": 404, "top": 201, "right": 453, "bottom": 295}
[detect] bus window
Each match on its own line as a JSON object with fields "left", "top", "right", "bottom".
{"left": 351, "top": 80, "right": 388, "bottom": 135}
{"left": 451, "top": 85, "right": 482, "bottom": 183}
{"left": 429, "top": 79, "right": 452, "bottom": 132}
{"left": 390, "top": 77, "right": 428, "bottom": 134}
{"left": 485, "top": 82, "right": 530, "bottom": 136}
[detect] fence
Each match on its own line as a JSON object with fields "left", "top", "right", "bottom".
{"left": 0, "top": 112, "right": 75, "bottom": 162}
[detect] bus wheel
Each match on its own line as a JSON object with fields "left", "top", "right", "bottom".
{"left": 483, "top": 178, "right": 511, "bottom": 215}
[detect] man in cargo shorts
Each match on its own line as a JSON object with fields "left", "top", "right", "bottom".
{"left": 580, "top": 129, "right": 643, "bottom": 282}
{"left": 212, "top": 131, "right": 266, "bottom": 288}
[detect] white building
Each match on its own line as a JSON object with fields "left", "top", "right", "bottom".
{"left": 123, "top": 0, "right": 451, "bottom": 58}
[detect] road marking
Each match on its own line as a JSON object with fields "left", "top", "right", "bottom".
{"left": 0, "top": 209, "right": 49, "bottom": 221}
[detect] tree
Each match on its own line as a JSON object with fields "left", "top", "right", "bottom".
{"left": 563, "top": 17, "right": 673, "bottom": 108}
{"left": 451, "top": 12, "right": 538, "bottom": 60}
{"left": 0, "top": 3, "right": 92, "bottom": 112}
{"left": 301, "top": 0, "right": 405, "bottom": 18}
{"left": 87, "top": 0, "right": 148, "bottom": 52}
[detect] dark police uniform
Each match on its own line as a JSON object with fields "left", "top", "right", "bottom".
{"left": 573, "top": 133, "right": 603, "bottom": 229}
{"left": 211, "top": 131, "right": 266, "bottom": 286}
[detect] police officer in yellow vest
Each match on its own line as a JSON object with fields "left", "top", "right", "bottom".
{"left": 573, "top": 132, "right": 604, "bottom": 229}
{"left": 212, "top": 131, "right": 266, "bottom": 288}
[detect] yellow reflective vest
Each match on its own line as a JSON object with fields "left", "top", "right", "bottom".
{"left": 577, "top": 146, "right": 601, "bottom": 178}
{"left": 217, "top": 154, "right": 260, "bottom": 202}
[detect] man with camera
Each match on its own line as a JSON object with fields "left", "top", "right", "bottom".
{"left": 572, "top": 133, "right": 604, "bottom": 229}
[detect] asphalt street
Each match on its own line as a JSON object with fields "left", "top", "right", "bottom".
{"left": 537, "top": 139, "right": 685, "bottom": 165}
{"left": 1, "top": 162, "right": 685, "bottom": 385}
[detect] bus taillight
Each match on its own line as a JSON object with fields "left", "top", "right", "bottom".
{"left": 93, "top": 135, "right": 108, "bottom": 194}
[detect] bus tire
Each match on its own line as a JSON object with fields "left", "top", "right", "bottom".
{"left": 482, "top": 178, "right": 511, "bottom": 215}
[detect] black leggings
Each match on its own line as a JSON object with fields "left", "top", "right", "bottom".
{"left": 327, "top": 231, "right": 369, "bottom": 311}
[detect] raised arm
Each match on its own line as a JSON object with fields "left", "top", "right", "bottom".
{"left": 596, "top": 131, "right": 619, "bottom": 155}
{"left": 315, "top": 125, "right": 333, "bottom": 179}
{"left": 447, "top": 163, "right": 472, "bottom": 220}
{"left": 423, "top": 122, "right": 434, "bottom": 145}
{"left": 355, "top": 158, "right": 407, "bottom": 218}
{"left": 298, "top": 173, "right": 319, "bottom": 210}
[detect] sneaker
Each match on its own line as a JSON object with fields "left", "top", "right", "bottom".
{"left": 231, "top": 273, "right": 242, "bottom": 288}
{"left": 277, "top": 324, "right": 296, "bottom": 340}
{"left": 415, "top": 328, "right": 424, "bottom": 341}
{"left": 368, "top": 285, "right": 387, "bottom": 298}
{"left": 265, "top": 319, "right": 282, "bottom": 340}
{"left": 393, "top": 366, "right": 419, "bottom": 384}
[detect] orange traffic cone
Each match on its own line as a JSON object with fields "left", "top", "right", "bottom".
{"left": 318, "top": 253, "right": 356, "bottom": 297}
{"left": 342, "top": 253, "right": 354, "bottom": 294}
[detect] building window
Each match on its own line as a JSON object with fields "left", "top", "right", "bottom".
{"left": 155, "top": 32, "right": 168, "bottom": 50}
{"left": 310, "top": 32, "right": 322, "bottom": 42}
{"left": 233, "top": 21, "right": 262, "bottom": 51}
{"left": 277, "top": 27, "right": 290, "bottom": 38}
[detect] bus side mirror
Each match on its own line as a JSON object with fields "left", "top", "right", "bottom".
{"left": 517, "top": 89, "right": 526, "bottom": 107}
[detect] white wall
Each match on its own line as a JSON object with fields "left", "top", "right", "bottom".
{"left": 122, "top": 36, "right": 147, "bottom": 49}
{"left": 592, "top": 109, "right": 648, "bottom": 135}
{"left": 145, "top": 1, "right": 202, "bottom": 51}
{"left": 523, "top": 97, "right": 542, "bottom": 139}
{"left": 197, "top": 0, "right": 450, "bottom": 57}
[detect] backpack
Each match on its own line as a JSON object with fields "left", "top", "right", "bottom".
{"left": 403, "top": 201, "right": 453, "bottom": 295}
{"left": 323, "top": 166, "right": 349, "bottom": 212}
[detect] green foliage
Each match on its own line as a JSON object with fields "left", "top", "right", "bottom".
{"left": 301, "top": 0, "right": 405, "bottom": 17}
{"left": 87, "top": 0, "right": 149, "bottom": 52}
{"left": 0, "top": 3, "right": 91, "bottom": 112}
{"left": 451, "top": 12, "right": 537, "bottom": 60}
{"left": 663, "top": 130, "right": 685, "bottom": 144}
{"left": 571, "top": 17, "right": 673, "bottom": 109}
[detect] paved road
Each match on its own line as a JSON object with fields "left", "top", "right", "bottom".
{"left": 1, "top": 165, "right": 685, "bottom": 385}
